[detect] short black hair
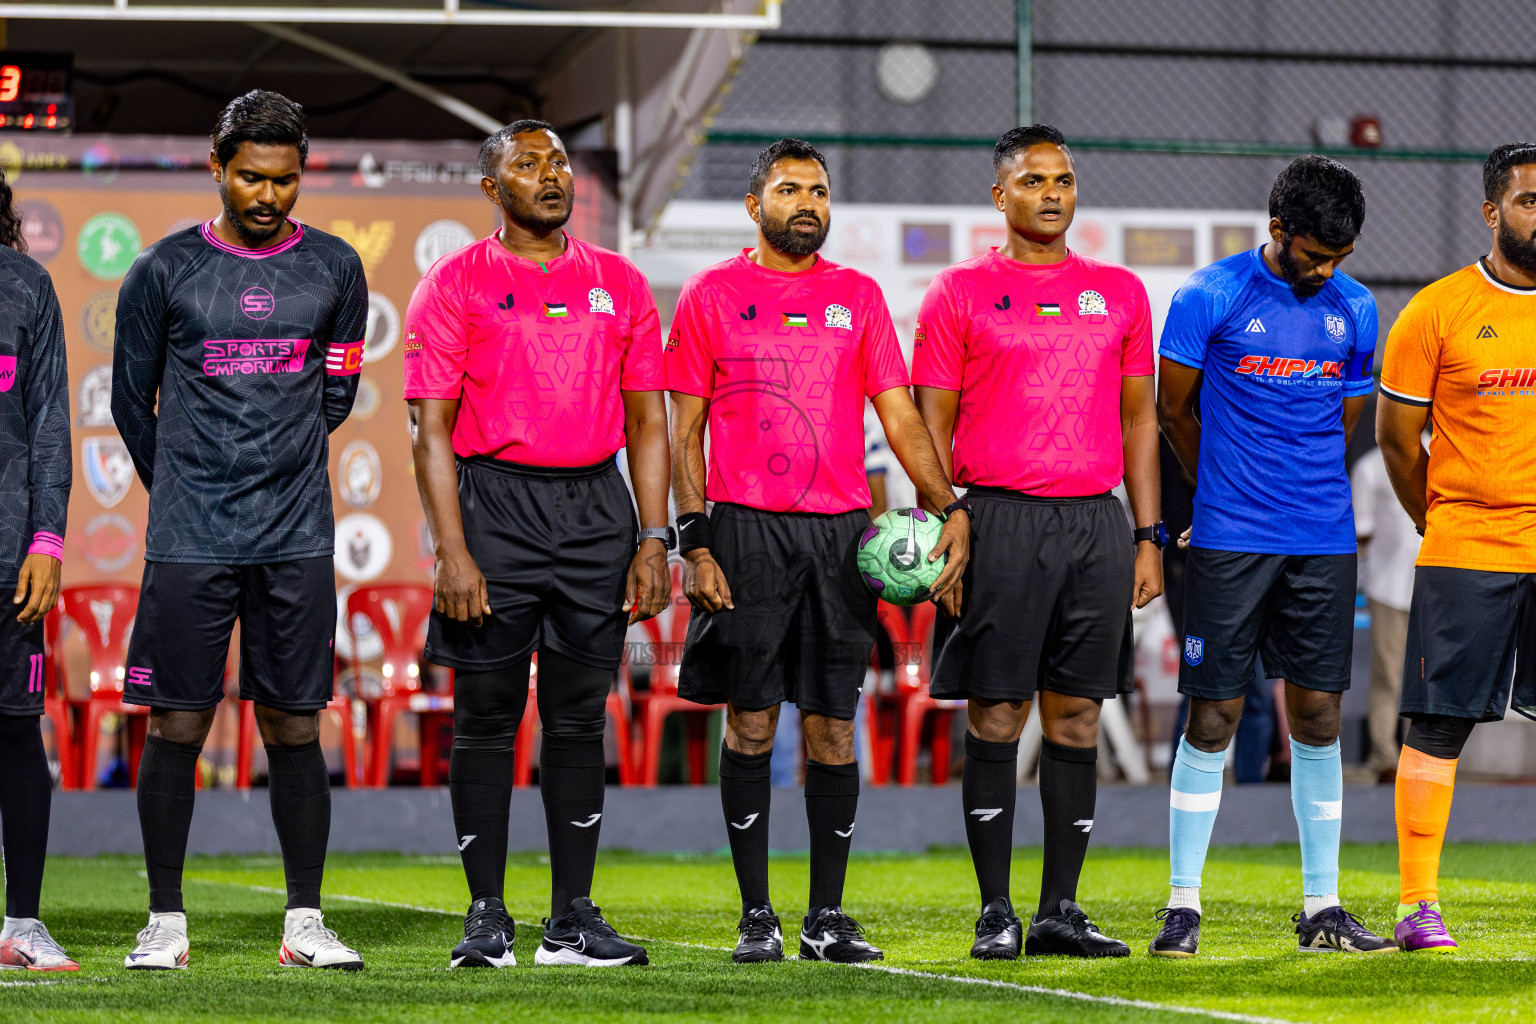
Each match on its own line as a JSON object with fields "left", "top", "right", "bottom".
{"left": 1483, "top": 143, "right": 1536, "bottom": 204}
{"left": 1268, "top": 155, "right": 1366, "bottom": 248}
{"left": 212, "top": 90, "right": 308, "bottom": 168}
{"left": 747, "top": 138, "right": 828, "bottom": 199}
{"left": 993, "top": 124, "right": 1070, "bottom": 177}
{"left": 480, "top": 119, "right": 559, "bottom": 177}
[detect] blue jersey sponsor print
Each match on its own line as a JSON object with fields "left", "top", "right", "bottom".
{"left": 1160, "top": 248, "right": 1376, "bottom": 555}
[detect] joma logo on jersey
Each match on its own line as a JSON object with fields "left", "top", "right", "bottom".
{"left": 1235, "top": 355, "right": 1342, "bottom": 379}
{"left": 1477, "top": 368, "right": 1536, "bottom": 388}
{"left": 203, "top": 339, "right": 311, "bottom": 376}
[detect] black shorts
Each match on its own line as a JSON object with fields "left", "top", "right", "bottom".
{"left": 122, "top": 556, "right": 337, "bottom": 713}
{"left": 1178, "top": 548, "right": 1356, "bottom": 701}
{"left": 1402, "top": 566, "right": 1536, "bottom": 723}
{"left": 931, "top": 489, "right": 1134, "bottom": 702}
{"left": 678, "top": 503, "right": 876, "bottom": 720}
{"left": 423, "top": 457, "right": 637, "bottom": 673}
{"left": 0, "top": 593, "right": 44, "bottom": 716}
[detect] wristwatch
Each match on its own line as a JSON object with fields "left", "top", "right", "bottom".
{"left": 942, "top": 497, "right": 973, "bottom": 518}
{"left": 1133, "top": 522, "right": 1168, "bottom": 548}
{"left": 638, "top": 526, "right": 677, "bottom": 550}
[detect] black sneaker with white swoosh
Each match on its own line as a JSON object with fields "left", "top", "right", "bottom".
{"left": 799, "top": 907, "right": 883, "bottom": 963}
{"left": 534, "top": 898, "right": 649, "bottom": 966}
{"left": 450, "top": 897, "right": 516, "bottom": 968}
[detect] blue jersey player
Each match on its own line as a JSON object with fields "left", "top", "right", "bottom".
{"left": 1151, "top": 157, "right": 1396, "bottom": 957}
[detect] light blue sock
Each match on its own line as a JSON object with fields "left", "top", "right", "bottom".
{"left": 1169, "top": 736, "right": 1228, "bottom": 889}
{"left": 1289, "top": 737, "right": 1343, "bottom": 898}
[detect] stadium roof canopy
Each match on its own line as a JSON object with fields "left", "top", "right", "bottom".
{"left": 0, "top": 0, "right": 779, "bottom": 242}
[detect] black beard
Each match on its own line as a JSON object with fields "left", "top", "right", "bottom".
{"left": 498, "top": 182, "right": 572, "bottom": 233}
{"left": 1497, "top": 218, "right": 1536, "bottom": 274}
{"left": 1278, "top": 236, "right": 1326, "bottom": 298}
{"left": 220, "top": 183, "right": 285, "bottom": 247}
{"left": 761, "top": 209, "right": 828, "bottom": 256}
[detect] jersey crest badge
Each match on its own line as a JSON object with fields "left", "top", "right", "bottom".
{"left": 1184, "top": 635, "right": 1204, "bottom": 667}
{"left": 588, "top": 288, "right": 615, "bottom": 315}
{"left": 824, "top": 304, "right": 853, "bottom": 330}
{"left": 1077, "top": 290, "right": 1108, "bottom": 315}
{"left": 1324, "top": 314, "right": 1347, "bottom": 340}
{"left": 82, "top": 436, "right": 135, "bottom": 509}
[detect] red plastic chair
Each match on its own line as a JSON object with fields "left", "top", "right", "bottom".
{"left": 880, "top": 602, "right": 960, "bottom": 786}
{"left": 346, "top": 584, "right": 451, "bottom": 787}
{"left": 56, "top": 585, "right": 147, "bottom": 791}
{"left": 628, "top": 562, "right": 718, "bottom": 786}
{"left": 40, "top": 609, "right": 78, "bottom": 789}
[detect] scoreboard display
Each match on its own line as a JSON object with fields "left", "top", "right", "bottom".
{"left": 0, "top": 53, "right": 73, "bottom": 133}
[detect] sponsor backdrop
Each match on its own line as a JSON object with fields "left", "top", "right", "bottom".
{"left": 8, "top": 136, "right": 616, "bottom": 646}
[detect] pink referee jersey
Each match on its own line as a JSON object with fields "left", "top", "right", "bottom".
{"left": 403, "top": 232, "right": 664, "bottom": 466}
{"left": 912, "top": 248, "right": 1153, "bottom": 497}
{"left": 667, "top": 250, "right": 910, "bottom": 513}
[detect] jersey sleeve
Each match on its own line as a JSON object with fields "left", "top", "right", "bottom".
{"left": 1158, "top": 275, "right": 1219, "bottom": 370}
{"left": 665, "top": 276, "right": 716, "bottom": 398}
{"left": 861, "top": 283, "right": 910, "bottom": 398}
{"left": 1379, "top": 291, "right": 1438, "bottom": 407}
{"left": 323, "top": 247, "right": 369, "bottom": 432}
{"left": 910, "top": 273, "right": 966, "bottom": 390}
{"left": 402, "top": 261, "right": 469, "bottom": 401}
{"left": 110, "top": 250, "right": 171, "bottom": 488}
{"left": 1121, "top": 273, "right": 1155, "bottom": 376}
{"left": 1343, "top": 291, "right": 1379, "bottom": 398}
{"left": 620, "top": 263, "right": 665, "bottom": 391}
{"left": 24, "top": 272, "right": 70, "bottom": 559}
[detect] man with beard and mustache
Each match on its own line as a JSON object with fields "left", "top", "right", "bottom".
{"left": 1375, "top": 143, "right": 1536, "bottom": 953}
{"left": 404, "top": 119, "right": 669, "bottom": 969}
{"left": 668, "top": 138, "right": 969, "bottom": 964}
{"left": 1152, "top": 155, "right": 1396, "bottom": 958}
{"left": 112, "top": 90, "right": 369, "bottom": 972}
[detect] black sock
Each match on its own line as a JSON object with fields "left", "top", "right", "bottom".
{"left": 1038, "top": 737, "right": 1098, "bottom": 919}
{"left": 804, "top": 760, "right": 859, "bottom": 913}
{"left": 449, "top": 747, "right": 514, "bottom": 904}
{"left": 0, "top": 715, "right": 50, "bottom": 919}
{"left": 540, "top": 733, "right": 606, "bottom": 919}
{"left": 266, "top": 740, "right": 330, "bottom": 910}
{"left": 137, "top": 734, "right": 201, "bottom": 914}
{"left": 962, "top": 732, "right": 1018, "bottom": 908}
{"left": 718, "top": 744, "right": 772, "bottom": 910}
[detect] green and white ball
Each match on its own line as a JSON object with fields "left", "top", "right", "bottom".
{"left": 857, "top": 507, "right": 946, "bottom": 606}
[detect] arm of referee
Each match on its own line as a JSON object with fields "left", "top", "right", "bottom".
{"left": 408, "top": 398, "right": 492, "bottom": 626}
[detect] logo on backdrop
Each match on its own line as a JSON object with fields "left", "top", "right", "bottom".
{"left": 76, "top": 365, "right": 114, "bottom": 427}
{"left": 80, "top": 291, "right": 118, "bottom": 353}
{"left": 350, "top": 376, "right": 381, "bottom": 421}
{"left": 338, "top": 440, "right": 382, "bottom": 508}
{"left": 328, "top": 219, "right": 394, "bottom": 274}
{"left": 81, "top": 513, "right": 140, "bottom": 572}
{"left": 82, "top": 436, "right": 135, "bottom": 508}
{"left": 19, "top": 200, "right": 63, "bottom": 265}
{"left": 363, "top": 293, "right": 400, "bottom": 363}
{"left": 413, "top": 219, "right": 475, "bottom": 275}
{"left": 334, "top": 513, "right": 392, "bottom": 582}
{"left": 77, "top": 212, "right": 142, "bottom": 280}
{"left": 1184, "top": 635, "right": 1204, "bottom": 667}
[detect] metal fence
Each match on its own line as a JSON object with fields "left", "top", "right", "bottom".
{"left": 683, "top": 0, "right": 1536, "bottom": 334}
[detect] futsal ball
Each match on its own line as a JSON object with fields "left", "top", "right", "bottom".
{"left": 857, "top": 507, "right": 947, "bottom": 606}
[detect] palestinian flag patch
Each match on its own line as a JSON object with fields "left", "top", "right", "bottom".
{"left": 782, "top": 312, "right": 808, "bottom": 327}
{"left": 1036, "top": 303, "right": 1062, "bottom": 316}
{"left": 544, "top": 302, "right": 569, "bottom": 317}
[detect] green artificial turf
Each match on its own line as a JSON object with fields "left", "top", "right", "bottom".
{"left": 6, "top": 844, "right": 1533, "bottom": 1023}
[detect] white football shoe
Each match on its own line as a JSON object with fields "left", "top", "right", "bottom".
{"left": 124, "top": 911, "right": 190, "bottom": 970}
{"left": 278, "top": 909, "right": 364, "bottom": 970}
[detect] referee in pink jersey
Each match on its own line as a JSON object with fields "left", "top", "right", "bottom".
{"left": 406, "top": 120, "right": 670, "bottom": 969}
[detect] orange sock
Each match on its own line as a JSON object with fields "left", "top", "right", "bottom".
{"left": 1396, "top": 745, "right": 1458, "bottom": 906}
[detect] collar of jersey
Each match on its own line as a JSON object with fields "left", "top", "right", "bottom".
{"left": 982, "top": 246, "right": 1079, "bottom": 275}
{"left": 490, "top": 229, "right": 575, "bottom": 273}
{"left": 735, "top": 247, "right": 829, "bottom": 278}
{"left": 1477, "top": 257, "right": 1536, "bottom": 295}
{"left": 200, "top": 219, "right": 304, "bottom": 259}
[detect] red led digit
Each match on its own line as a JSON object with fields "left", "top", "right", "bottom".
{"left": 0, "top": 66, "right": 19, "bottom": 103}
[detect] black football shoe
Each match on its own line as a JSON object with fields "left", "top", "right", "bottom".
{"left": 450, "top": 897, "right": 516, "bottom": 968}
{"left": 1025, "top": 899, "right": 1129, "bottom": 958}
{"left": 1294, "top": 906, "right": 1397, "bottom": 954}
{"left": 733, "top": 905, "right": 784, "bottom": 963}
{"left": 799, "top": 907, "right": 883, "bottom": 963}
{"left": 534, "top": 898, "right": 649, "bottom": 966}
{"left": 970, "top": 897, "right": 1023, "bottom": 961}
{"left": 1149, "top": 906, "right": 1201, "bottom": 959}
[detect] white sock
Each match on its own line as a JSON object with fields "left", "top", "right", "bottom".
{"left": 284, "top": 907, "right": 322, "bottom": 931}
{"left": 1, "top": 916, "right": 39, "bottom": 939}
{"left": 1303, "top": 894, "right": 1340, "bottom": 917}
{"left": 1167, "top": 886, "right": 1201, "bottom": 913}
{"left": 148, "top": 910, "right": 187, "bottom": 931}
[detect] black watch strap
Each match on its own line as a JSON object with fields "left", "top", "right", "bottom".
{"left": 943, "top": 497, "right": 972, "bottom": 517}
{"left": 1133, "top": 521, "right": 1168, "bottom": 548}
{"left": 638, "top": 526, "right": 676, "bottom": 550}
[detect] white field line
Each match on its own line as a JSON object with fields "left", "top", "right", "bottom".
{"left": 189, "top": 876, "right": 1310, "bottom": 1024}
